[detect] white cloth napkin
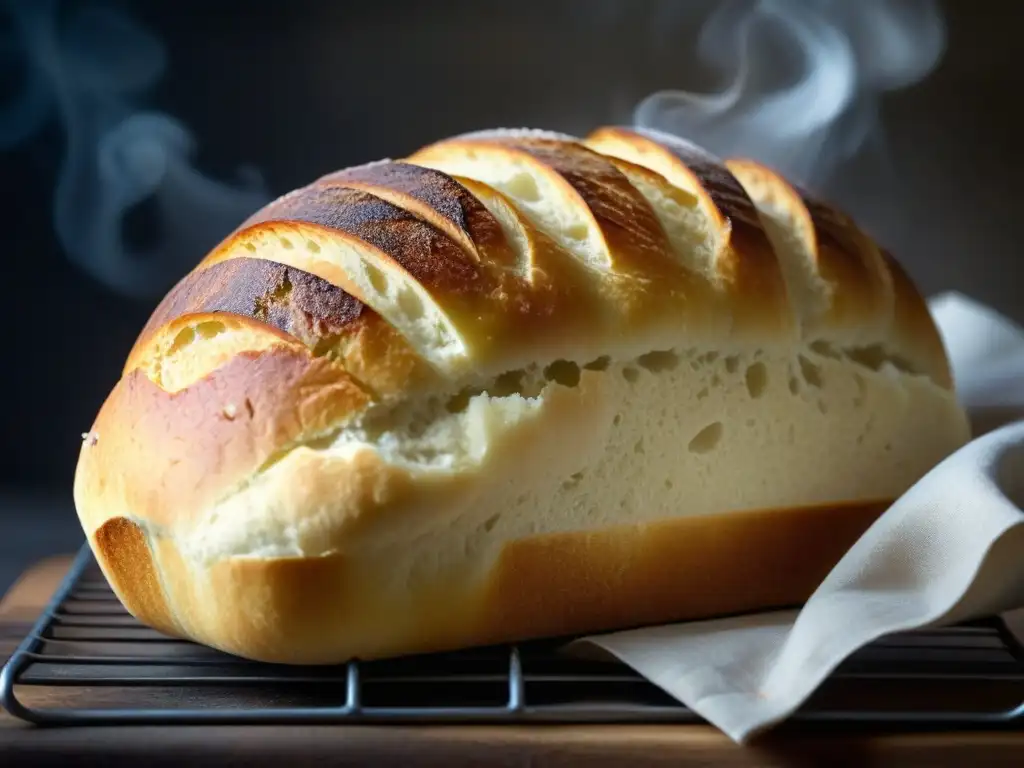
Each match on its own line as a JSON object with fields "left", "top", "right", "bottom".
{"left": 573, "top": 292, "right": 1024, "bottom": 743}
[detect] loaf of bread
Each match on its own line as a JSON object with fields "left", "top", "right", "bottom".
{"left": 73, "top": 126, "right": 971, "bottom": 664}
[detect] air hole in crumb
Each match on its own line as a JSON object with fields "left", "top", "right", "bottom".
{"left": 397, "top": 289, "right": 425, "bottom": 321}
{"left": 818, "top": 400, "right": 829, "bottom": 414}
{"left": 612, "top": 414, "right": 622, "bottom": 427}
{"left": 725, "top": 356, "right": 740, "bottom": 374}
{"left": 279, "top": 237, "right": 294, "bottom": 250}
{"left": 711, "top": 374, "right": 722, "bottom": 387}
{"left": 638, "top": 350, "right": 680, "bottom": 372}
{"left": 701, "top": 351, "right": 720, "bottom": 364}
{"left": 688, "top": 422, "right": 723, "bottom": 454}
{"left": 798, "top": 355, "right": 823, "bottom": 388}
{"left": 847, "top": 345, "right": 886, "bottom": 371}
{"left": 544, "top": 360, "right": 581, "bottom": 387}
{"left": 696, "top": 387, "right": 709, "bottom": 399}
{"left": 168, "top": 326, "right": 196, "bottom": 353}
{"left": 506, "top": 173, "right": 541, "bottom": 202}
{"left": 244, "top": 242, "right": 257, "bottom": 253}
{"left": 745, "top": 362, "right": 767, "bottom": 399}
{"left": 664, "top": 479, "right": 674, "bottom": 490}
{"left": 788, "top": 377, "right": 800, "bottom": 395}
{"left": 195, "top": 320, "right": 226, "bottom": 339}
{"left": 306, "top": 240, "right": 321, "bottom": 254}
{"left": 622, "top": 367, "right": 639, "bottom": 383}
{"left": 446, "top": 387, "right": 481, "bottom": 414}
{"left": 810, "top": 340, "right": 841, "bottom": 359}
{"left": 489, "top": 370, "right": 527, "bottom": 397}
{"left": 482, "top": 514, "right": 501, "bottom": 533}
{"left": 566, "top": 223, "right": 589, "bottom": 241}
{"left": 562, "top": 471, "right": 585, "bottom": 491}
{"left": 584, "top": 356, "right": 611, "bottom": 371}
{"left": 634, "top": 438, "right": 645, "bottom": 455}
{"left": 852, "top": 373, "right": 867, "bottom": 407}
{"left": 365, "top": 264, "right": 388, "bottom": 294}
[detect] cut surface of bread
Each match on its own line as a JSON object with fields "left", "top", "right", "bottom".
{"left": 74, "top": 126, "right": 971, "bottom": 664}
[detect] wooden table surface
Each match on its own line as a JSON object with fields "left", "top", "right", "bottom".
{"left": 2, "top": 556, "right": 1023, "bottom": 767}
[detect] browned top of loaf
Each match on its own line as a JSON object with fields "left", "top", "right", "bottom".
{"left": 318, "top": 161, "right": 500, "bottom": 264}
{"left": 243, "top": 183, "right": 487, "bottom": 297}
{"left": 76, "top": 345, "right": 369, "bottom": 533}
{"left": 579, "top": 126, "right": 793, "bottom": 336}
{"left": 319, "top": 160, "right": 593, "bottom": 337}
{"left": 127, "top": 258, "right": 369, "bottom": 372}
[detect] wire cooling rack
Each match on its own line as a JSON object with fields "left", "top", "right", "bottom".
{"left": 3, "top": 545, "right": 1024, "bottom": 727}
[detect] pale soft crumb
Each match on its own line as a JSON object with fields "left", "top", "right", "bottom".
{"left": 176, "top": 337, "right": 967, "bottom": 593}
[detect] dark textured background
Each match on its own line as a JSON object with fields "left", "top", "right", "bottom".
{"left": 1, "top": 0, "right": 1021, "bottom": 592}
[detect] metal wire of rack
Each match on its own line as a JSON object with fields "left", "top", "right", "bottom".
{"left": 2, "top": 544, "right": 1024, "bottom": 728}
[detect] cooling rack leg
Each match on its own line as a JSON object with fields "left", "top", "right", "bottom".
{"left": 0, "top": 545, "right": 97, "bottom": 725}
{"left": 508, "top": 646, "right": 524, "bottom": 713}
{"left": 0, "top": 651, "right": 35, "bottom": 722}
{"left": 345, "top": 661, "right": 361, "bottom": 712}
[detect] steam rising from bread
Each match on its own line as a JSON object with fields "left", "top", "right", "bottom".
{"left": 2, "top": 0, "right": 947, "bottom": 298}
{"left": 634, "top": 0, "right": 947, "bottom": 189}
{"left": 0, "top": 0, "right": 269, "bottom": 298}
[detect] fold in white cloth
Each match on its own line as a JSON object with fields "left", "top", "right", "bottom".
{"left": 574, "top": 292, "right": 1024, "bottom": 743}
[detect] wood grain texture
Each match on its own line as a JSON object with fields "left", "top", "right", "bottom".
{"left": 0, "top": 556, "right": 70, "bottom": 633}
{"left": 2, "top": 556, "right": 1023, "bottom": 768}
{"left": 2, "top": 721, "right": 1024, "bottom": 768}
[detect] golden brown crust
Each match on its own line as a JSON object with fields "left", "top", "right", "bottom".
{"left": 409, "top": 135, "right": 682, "bottom": 282}
{"left": 74, "top": 346, "right": 369, "bottom": 533}
{"left": 478, "top": 499, "right": 888, "bottom": 646}
{"left": 128, "top": 258, "right": 366, "bottom": 369}
{"left": 797, "top": 188, "right": 894, "bottom": 329}
{"left": 583, "top": 127, "right": 794, "bottom": 338}
{"left": 502, "top": 138, "right": 680, "bottom": 274}
{"left": 125, "top": 257, "right": 433, "bottom": 398}
{"left": 793, "top": 189, "right": 951, "bottom": 386}
{"left": 724, "top": 158, "right": 880, "bottom": 335}
{"left": 91, "top": 500, "right": 887, "bottom": 664}
{"left": 406, "top": 134, "right": 741, "bottom": 349}
{"left": 201, "top": 174, "right": 586, "bottom": 376}
{"left": 446, "top": 173, "right": 621, "bottom": 348}
{"left": 242, "top": 184, "right": 488, "bottom": 298}
{"left": 882, "top": 249, "right": 954, "bottom": 388}
{"left": 92, "top": 517, "right": 181, "bottom": 638}
{"left": 316, "top": 160, "right": 591, "bottom": 354}
{"left": 721, "top": 157, "right": 952, "bottom": 388}
{"left": 318, "top": 161, "right": 506, "bottom": 267}
{"left": 200, "top": 221, "right": 367, "bottom": 300}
